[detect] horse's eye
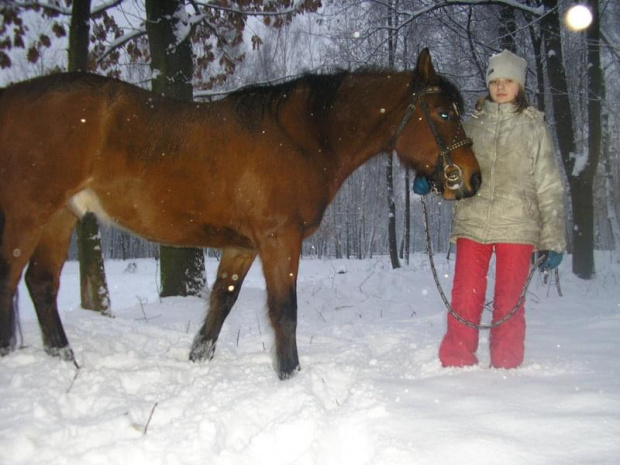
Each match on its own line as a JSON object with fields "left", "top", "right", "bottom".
{"left": 439, "top": 111, "right": 450, "bottom": 121}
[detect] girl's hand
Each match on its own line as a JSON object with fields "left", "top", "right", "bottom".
{"left": 538, "top": 251, "right": 563, "bottom": 271}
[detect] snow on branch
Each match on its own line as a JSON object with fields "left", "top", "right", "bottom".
{"left": 364, "top": 0, "right": 545, "bottom": 46}
{"left": 12, "top": 0, "right": 124, "bottom": 18}
{"left": 96, "top": 27, "right": 146, "bottom": 64}
{"left": 372, "top": 0, "right": 544, "bottom": 22}
{"left": 91, "top": 0, "right": 125, "bottom": 18}
{"left": 417, "top": 0, "right": 544, "bottom": 17}
{"left": 11, "top": 1, "right": 72, "bottom": 15}
{"left": 193, "top": 1, "right": 299, "bottom": 17}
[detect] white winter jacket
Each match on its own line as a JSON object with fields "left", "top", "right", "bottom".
{"left": 450, "top": 100, "right": 566, "bottom": 252}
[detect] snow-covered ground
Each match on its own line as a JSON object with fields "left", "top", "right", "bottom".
{"left": 1, "top": 253, "right": 619, "bottom": 465}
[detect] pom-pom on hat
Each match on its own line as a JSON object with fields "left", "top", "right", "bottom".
{"left": 486, "top": 49, "right": 527, "bottom": 88}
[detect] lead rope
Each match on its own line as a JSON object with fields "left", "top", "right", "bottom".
{"left": 421, "top": 196, "right": 543, "bottom": 330}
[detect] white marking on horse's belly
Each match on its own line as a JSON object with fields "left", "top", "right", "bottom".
{"left": 68, "top": 189, "right": 112, "bottom": 223}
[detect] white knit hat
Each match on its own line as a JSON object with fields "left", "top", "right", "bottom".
{"left": 486, "top": 49, "right": 527, "bottom": 88}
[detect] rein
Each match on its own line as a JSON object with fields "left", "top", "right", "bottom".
{"left": 392, "top": 86, "right": 472, "bottom": 191}
{"left": 420, "top": 196, "right": 544, "bottom": 330}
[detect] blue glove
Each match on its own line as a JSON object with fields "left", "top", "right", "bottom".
{"left": 538, "top": 251, "right": 563, "bottom": 271}
{"left": 412, "top": 175, "right": 431, "bottom": 195}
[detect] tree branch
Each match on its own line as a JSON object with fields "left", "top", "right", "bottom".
{"left": 96, "top": 27, "right": 146, "bottom": 64}
{"left": 12, "top": 1, "right": 71, "bottom": 15}
{"left": 91, "top": 0, "right": 125, "bottom": 19}
{"left": 193, "top": 2, "right": 299, "bottom": 17}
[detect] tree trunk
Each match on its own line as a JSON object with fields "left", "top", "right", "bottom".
{"left": 583, "top": 0, "right": 602, "bottom": 276}
{"left": 69, "top": 0, "right": 112, "bottom": 315}
{"left": 387, "top": 153, "right": 400, "bottom": 268}
{"left": 602, "top": 114, "right": 620, "bottom": 257}
{"left": 404, "top": 168, "right": 411, "bottom": 265}
{"left": 386, "top": 1, "right": 400, "bottom": 269}
{"left": 528, "top": 20, "right": 545, "bottom": 110}
{"left": 145, "top": 0, "right": 206, "bottom": 297}
{"left": 499, "top": 5, "right": 517, "bottom": 52}
{"left": 542, "top": 0, "right": 596, "bottom": 279}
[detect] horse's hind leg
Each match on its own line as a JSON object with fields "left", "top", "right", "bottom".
{"left": 0, "top": 209, "right": 17, "bottom": 355}
{"left": 0, "top": 254, "right": 15, "bottom": 355}
{"left": 25, "top": 208, "right": 77, "bottom": 361}
{"left": 190, "top": 247, "right": 257, "bottom": 362}
{"left": 0, "top": 251, "right": 18, "bottom": 355}
{"left": 0, "top": 212, "right": 41, "bottom": 356}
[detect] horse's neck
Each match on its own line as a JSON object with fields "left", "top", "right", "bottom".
{"left": 324, "top": 72, "right": 412, "bottom": 195}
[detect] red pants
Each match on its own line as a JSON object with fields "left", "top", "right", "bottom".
{"left": 439, "top": 238, "right": 534, "bottom": 369}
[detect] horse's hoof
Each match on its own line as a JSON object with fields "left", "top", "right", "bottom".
{"left": 45, "top": 345, "right": 75, "bottom": 362}
{"left": 0, "top": 344, "right": 15, "bottom": 357}
{"left": 189, "top": 336, "right": 216, "bottom": 363}
{"left": 277, "top": 363, "right": 301, "bottom": 380}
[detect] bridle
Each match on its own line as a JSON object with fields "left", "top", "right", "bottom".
{"left": 392, "top": 85, "right": 473, "bottom": 191}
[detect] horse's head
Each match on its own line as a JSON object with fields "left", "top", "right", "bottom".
{"left": 394, "top": 49, "right": 481, "bottom": 200}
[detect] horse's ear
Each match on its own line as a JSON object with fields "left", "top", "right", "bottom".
{"left": 415, "top": 48, "right": 438, "bottom": 86}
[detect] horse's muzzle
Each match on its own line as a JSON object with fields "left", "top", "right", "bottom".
{"left": 444, "top": 164, "right": 464, "bottom": 191}
{"left": 455, "top": 171, "right": 481, "bottom": 200}
{"left": 439, "top": 166, "right": 481, "bottom": 200}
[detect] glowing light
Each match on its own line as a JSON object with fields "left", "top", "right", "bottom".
{"left": 565, "top": 5, "right": 593, "bottom": 31}
{"left": 352, "top": 31, "right": 360, "bottom": 39}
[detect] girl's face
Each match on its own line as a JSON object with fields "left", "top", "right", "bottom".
{"left": 488, "top": 78, "right": 520, "bottom": 104}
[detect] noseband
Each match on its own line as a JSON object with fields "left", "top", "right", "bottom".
{"left": 392, "top": 86, "right": 473, "bottom": 191}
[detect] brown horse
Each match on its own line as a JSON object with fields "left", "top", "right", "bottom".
{"left": 0, "top": 49, "right": 480, "bottom": 379}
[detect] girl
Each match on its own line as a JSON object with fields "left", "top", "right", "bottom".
{"left": 415, "top": 49, "right": 567, "bottom": 369}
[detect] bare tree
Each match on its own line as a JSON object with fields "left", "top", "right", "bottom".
{"left": 144, "top": 0, "right": 206, "bottom": 297}
{"left": 69, "top": 0, "right": 112, "bottom": 314}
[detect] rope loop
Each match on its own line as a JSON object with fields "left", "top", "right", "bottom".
{"left": 421, "top": 196, "right": 543, "bottom": 330}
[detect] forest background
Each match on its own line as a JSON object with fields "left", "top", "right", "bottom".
{"left": 0, "top": 0, "right": 618, "bottom": 310}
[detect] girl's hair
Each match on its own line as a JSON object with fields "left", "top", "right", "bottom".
{"left": 475, "top": 85, "right": 529, "bottom": 113}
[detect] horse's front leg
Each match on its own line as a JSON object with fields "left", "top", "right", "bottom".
{"left": 190, "top": 247, "right": 257, "bottom": 362}
{"left": 258, "top": 229, "right": 303, "bottom": 380}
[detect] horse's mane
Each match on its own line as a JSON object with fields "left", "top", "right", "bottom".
{"left": 227, "top": 68, "right": 465, "bottom": 131}
{"left": 436, "top": 75, "right": 465, "bottom": 114}
{"left": 227, "top": 71, "right": 348, "bottom": 131}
